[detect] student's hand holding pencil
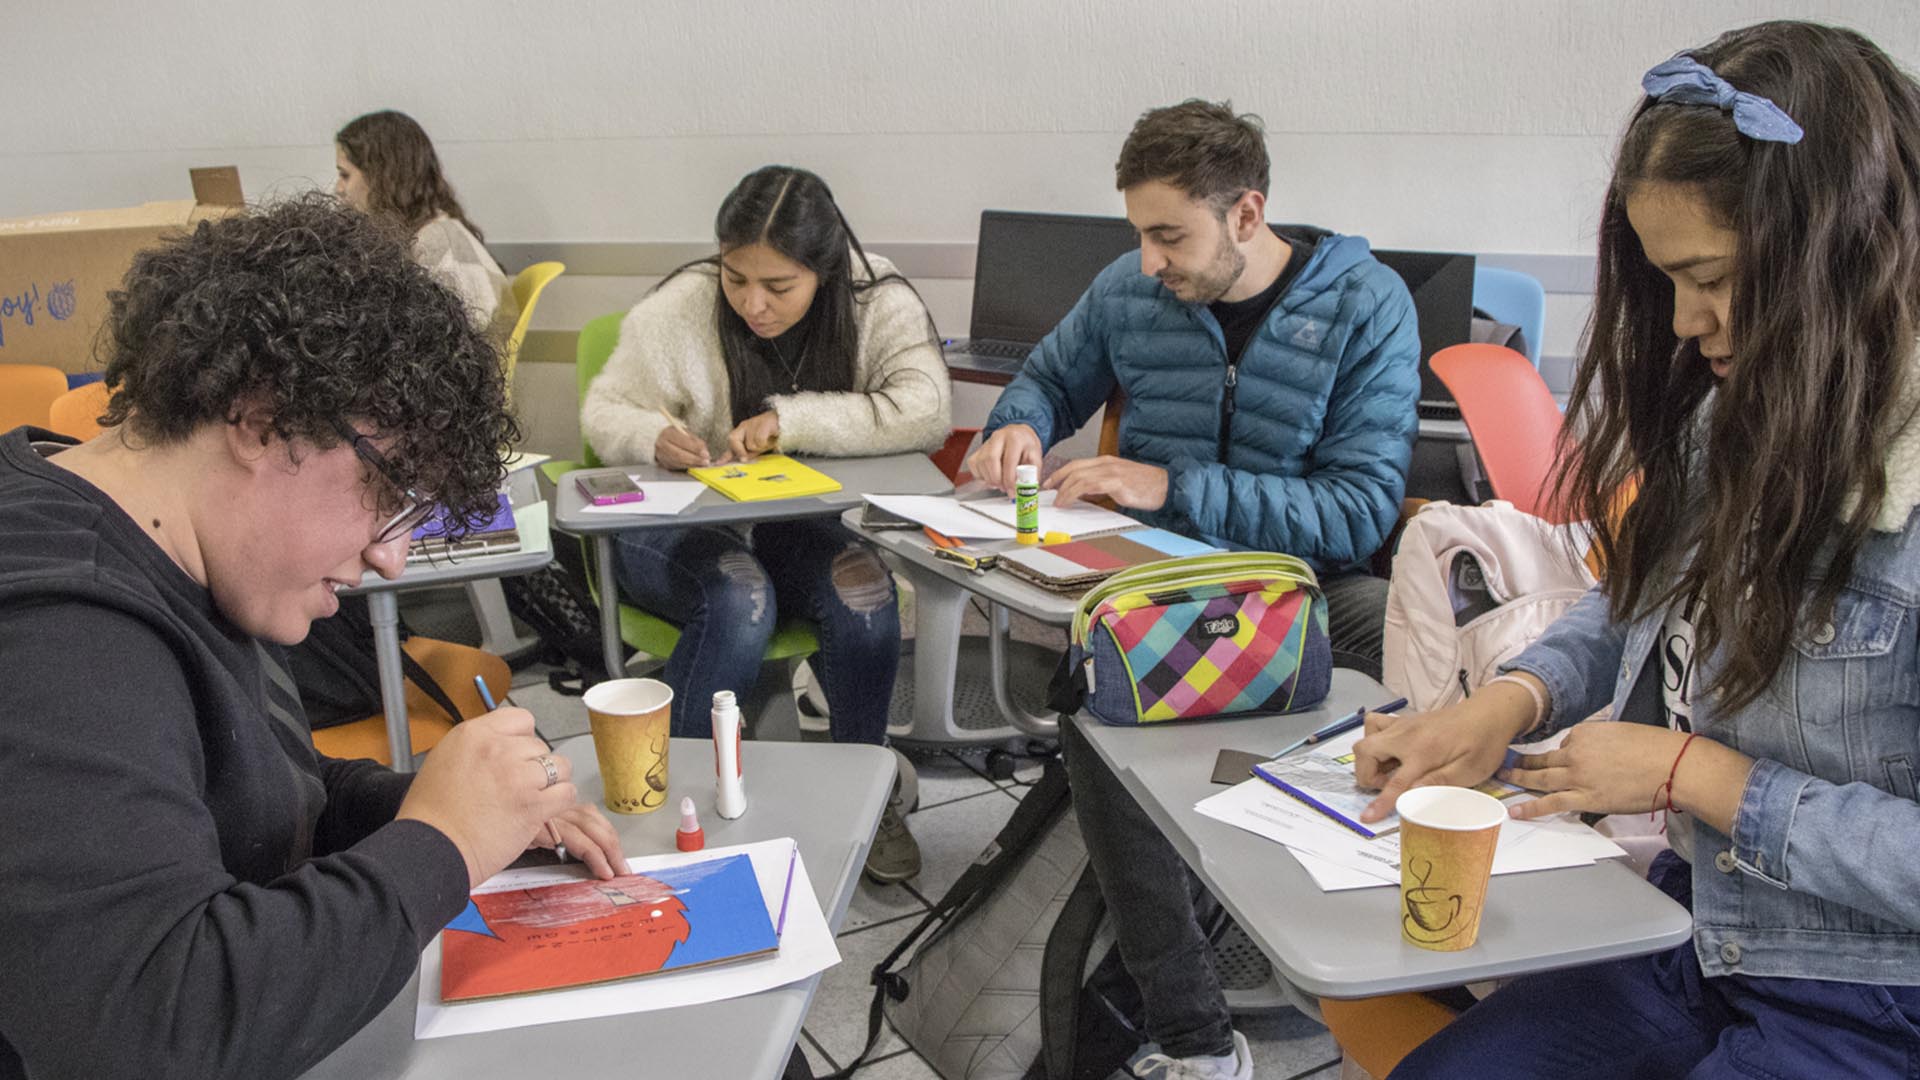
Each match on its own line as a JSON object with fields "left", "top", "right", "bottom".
{"left": 653, "top": 408, "right": 712, "bottom": 470}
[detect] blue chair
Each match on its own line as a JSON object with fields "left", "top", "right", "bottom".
{"left": 1472, "top": 266, "right": 1545, "bottom": 369}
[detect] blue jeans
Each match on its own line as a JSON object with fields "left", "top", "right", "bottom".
{"left": 1391, "top": 852, "right": 1920, "bottom": 1079}
{"left": 611, "top": 518, "right": 900, "bottom": 743}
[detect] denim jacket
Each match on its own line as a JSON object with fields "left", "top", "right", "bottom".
{"left": 1504, "top": 509, "right": 1920, "bottom": 984}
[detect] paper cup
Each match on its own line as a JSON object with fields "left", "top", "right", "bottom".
{"left": 583, "top": 678, "right": 674, "bottom": 814}
{"left": 1396, "top": 786, "right": 1505, "bottom": 951}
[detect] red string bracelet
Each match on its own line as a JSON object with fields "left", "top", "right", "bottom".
{"left": 1649, "top": 732, "right": 1702, "bottom": 830}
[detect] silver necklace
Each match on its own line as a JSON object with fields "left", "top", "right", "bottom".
{"left": 767, "top": 336, "right": 806, "bottom": 393}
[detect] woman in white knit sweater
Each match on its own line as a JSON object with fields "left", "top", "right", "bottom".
{"left": 334, "top": 110, "right": 518, "bottom": 342}
{"left": 581, "top": 167, "right": 948, "bottom": 877}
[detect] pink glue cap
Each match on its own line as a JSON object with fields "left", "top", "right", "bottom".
{"left": 675, "top": 796, "right": 705, "bottom": 851}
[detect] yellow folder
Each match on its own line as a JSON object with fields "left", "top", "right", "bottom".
{"left": 687, "top": 454, "right": 843, "bottom": 502}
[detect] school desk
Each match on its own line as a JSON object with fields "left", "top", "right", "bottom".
{"left": 300, "top": 735, "right": 893, "bottom": 1080}
{"left": 552, "top": 453, "right": 950, "bottom": 682}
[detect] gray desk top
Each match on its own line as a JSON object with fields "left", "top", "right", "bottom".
{"left": 553, "top": 454, "right": 951, "bottom": 535}
{"left": 301, "top": 737, "right": 893, "bottom": 1080}
{"left": 841, "top": 507, "right": 1080, "bottom": 626}
{"left": 1072, "top": 668, "right": 1693, "bottom": 1000}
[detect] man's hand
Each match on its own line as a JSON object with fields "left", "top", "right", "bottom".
{"left": 966, "top": 424, "right": 1042, "bottom": 492}
{"left": 726, "top": 411, "right": 782, "bottom": 462}
{"left": 654, "top": 426, "right": 712, "bottom": 471}
{"left": 1044, "top": 456, "right": 1169, "bottom": 511}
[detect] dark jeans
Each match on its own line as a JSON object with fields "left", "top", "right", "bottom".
{"left": 1391, "top": 852, "right": 1920, "bottom": 1079}
{"left": 1062, "top": 569, "right": 1390, "bottom": 1059}
{"left": 612, "top": 517, "right": 899, "bottom": 743}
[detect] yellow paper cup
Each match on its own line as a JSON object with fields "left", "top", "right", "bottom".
{"left": 582, "top": 678, "right": 673, "bottom": 814}
{"left": 1396, "top": 786, "right": 1505, "bottom": 951}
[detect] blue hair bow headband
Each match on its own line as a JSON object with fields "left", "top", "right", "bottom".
{"left": 1642, "top": 54, "right": 1804, "bottom": 144}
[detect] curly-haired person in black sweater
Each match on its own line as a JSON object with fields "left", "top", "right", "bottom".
{"left": 0, "top": 196, "right": 625, "bottom": 1080}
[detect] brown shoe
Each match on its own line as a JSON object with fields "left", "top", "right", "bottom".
{"left": 864, "top": 794, "right": 921, "bottom": 884}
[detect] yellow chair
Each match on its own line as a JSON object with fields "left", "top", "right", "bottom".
{"left": 46, "top": 382, "right": 113, "bottom": 440}
{"left": 0, "top": 364, "right": 72, "bottom": 432}
{"left": 503, "top": 262, "right": 566, "bottom": 401}
{"left": 309, "top": 638, "right": 511, "bottom": 766}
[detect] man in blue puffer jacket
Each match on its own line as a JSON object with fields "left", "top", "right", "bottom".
{"left": 971, "top": 101, "right": 1420, "bottom": 1079}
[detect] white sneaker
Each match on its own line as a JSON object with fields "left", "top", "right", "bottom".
{"left": 1133, "top": 1029, "right": 1254, "bottom": 1079}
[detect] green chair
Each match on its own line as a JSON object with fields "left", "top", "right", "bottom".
{"left": 546, "top": 313, "right": 821, "bottom": 739}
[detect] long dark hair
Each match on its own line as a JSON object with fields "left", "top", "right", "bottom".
{"left": 1552, "top": 20, "right": 1920, "bottom": 711}
{"left": 336, "top": 110, "right": 487, "bottom": 241}
{"left": 661, "top": 166, "right": 935, "bottom": 423}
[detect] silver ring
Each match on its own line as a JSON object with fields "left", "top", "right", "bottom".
{"left": 534, "top": 754, "right": 560, "bottom": 790}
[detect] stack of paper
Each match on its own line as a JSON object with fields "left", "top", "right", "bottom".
{"left": 1194, "top": 729, "right": 1627, "bottom": 892}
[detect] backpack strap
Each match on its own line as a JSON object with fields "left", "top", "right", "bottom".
{"left": 818, "top": 759, "right": 1076, "bottom": 1080}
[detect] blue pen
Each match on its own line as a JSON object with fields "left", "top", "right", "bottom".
{"left": 473, "top": 675, "right": 498, "bottom": 712}
{"left": 1268, "top": 697, "right": 1409, "bottom": 759}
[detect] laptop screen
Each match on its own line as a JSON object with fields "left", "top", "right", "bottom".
{"left": 968, "top": 211, "right": 1142, "bottom": 345}
{"left": 1370, "top": 249, "right": 1476, "bottom": 406}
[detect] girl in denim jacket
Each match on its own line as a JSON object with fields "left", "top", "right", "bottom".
{"left": 1359, "top": 21, "right": 1920, "bottom": 1079}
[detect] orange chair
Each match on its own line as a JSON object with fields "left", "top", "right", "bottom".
{"left": 0, "top": 364, "right": 71, "bottom": 432}
{"left": 46, "top": 382, "right": 112, "bottom": 440}
{"left": 1321, "top": 993, "right": 1461, "bottom": 1078}
{"left": 1430, "top": 343, "right": 1570, "bottom": 523}
{"left": 308, "top": 638, "right": 510, "bottom": 766}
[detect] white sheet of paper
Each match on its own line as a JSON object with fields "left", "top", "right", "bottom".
{"left": 576, "top": 479, "right": 707, "bottom": 517}
{"left": 860, "top": 494, "right": 1017, "bottom": 539}
{"left": 1193, "top": 778, "right": 1627, "bottom": 893}
{"left": 413, "top": 838, "right": 839, "bottom": 1039}
{"left": 964, "top": 489, "right": 1140, "bottom": 538}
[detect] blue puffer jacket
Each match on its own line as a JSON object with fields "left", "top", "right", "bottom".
{"left": 982, "top": 229, "right": 1421, "bottom": 571}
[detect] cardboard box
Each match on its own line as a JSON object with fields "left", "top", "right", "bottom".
{"left": 0, "top": 167, "right": 242, "bottom": 374}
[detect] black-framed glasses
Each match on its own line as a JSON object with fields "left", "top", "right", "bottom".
{"left": 330, "top": 419, "right": 435, "bottom": 544}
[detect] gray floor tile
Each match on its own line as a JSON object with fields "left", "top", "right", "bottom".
{"left": 802, "top": 908, "right": 916, "bottom": 1063}
{"left": 899, "top": 787, "right": 1019, "bottom": 905}
{"left": 902, "top": 749, "right": 999, "bottom": 808}
{"left": 1238, "top": 1009, "right": 1341, "bottom": 1077}
{"left": 840, "top": 877, "right": 929, "bottom": 934}
{"left": 850, "top": 1048, "right": 942, "bottom": 1079}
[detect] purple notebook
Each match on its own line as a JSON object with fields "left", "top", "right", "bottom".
{"left": 412, "top": 492, "right": 515, "bottom": 541}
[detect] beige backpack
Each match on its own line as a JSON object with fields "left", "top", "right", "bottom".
{"left": 1382, "top": 501, "right": 1598, "bottom": 712}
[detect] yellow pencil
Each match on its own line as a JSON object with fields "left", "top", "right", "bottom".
{"left": 655, "top": 407, "right": 691, "bottom": 434}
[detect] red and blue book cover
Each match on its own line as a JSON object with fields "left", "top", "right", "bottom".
{"left": 440, "top": 852, "right": 778, "bottom": 1002}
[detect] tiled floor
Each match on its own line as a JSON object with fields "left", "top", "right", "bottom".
{"left": 417, "top": 587, "right": 1344, "bottom": 1078}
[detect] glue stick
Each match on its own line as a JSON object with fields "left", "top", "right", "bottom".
{"left": 1014, "top": 464, "right": 1040, "bottom": 545}
{"left": 712, "top": 690, "right": 747, "bottom": 819}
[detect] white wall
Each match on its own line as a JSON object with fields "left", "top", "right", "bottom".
{"left": 8, "top": 1, "right": 1918, "bottom": 454}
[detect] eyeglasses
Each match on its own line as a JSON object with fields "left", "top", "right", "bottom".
{"left": 330, "top": 419, "right": 436, "bottom": 544}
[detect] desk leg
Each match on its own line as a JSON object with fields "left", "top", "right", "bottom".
{"left": 366, "top": 591, "right": 415, "bottom": 773}
{"left": 897, "top": 561, "right": 966, "bottom": 739}
{"left": 595, "top": 535, "right": 625, "bottom": 680}
{"left": 988, "top": 602, "right": 1058, "bottom": 738}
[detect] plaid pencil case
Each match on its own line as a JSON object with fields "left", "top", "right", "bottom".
{"left": 1068, "top": 553, "right": 1331, "bottom": 726}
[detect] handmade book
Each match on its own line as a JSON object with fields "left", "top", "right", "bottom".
{"left": 407, "top": 492, "right": 520, "bottom": 564}
{"left": 688, "top": 454, "right": 842, "bottom": 502}
{"left": 962, "top": 489, "right": 1139, "bottom": 540}
{"left": 997, "top": 527, "right": 1221, "bottom": 592}
{"left": 440, "top": 852, "right": 778, "bottom": 1002}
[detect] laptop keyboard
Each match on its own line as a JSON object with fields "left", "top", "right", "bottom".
{"left": 967, "top": 339, "right": 1032, "bottom": 359}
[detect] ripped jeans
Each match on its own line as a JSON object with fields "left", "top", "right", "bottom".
{"left": 611, "top": 518, "right": 900, "bottom": 743}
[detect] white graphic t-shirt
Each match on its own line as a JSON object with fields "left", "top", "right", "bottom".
{"left": 1658, "top": 593, "right": 1700, "bottom": 861}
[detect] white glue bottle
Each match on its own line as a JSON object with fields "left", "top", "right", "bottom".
{"left": 712, "top": 690, "right": 747, "bottom": 819}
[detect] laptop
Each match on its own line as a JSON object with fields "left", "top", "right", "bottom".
{"left": 943, "top": 210, "right": 1141, "bottom": 375}
{"left": 1369, "top": 249, "right": 1477, "bottom": 419}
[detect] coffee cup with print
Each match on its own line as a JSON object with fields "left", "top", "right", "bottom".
{"left": 582, "top": 678, "right": 673, "bottom": 814}
{"left": 1396, "top": 786, "right": 1505, "bottom": 951}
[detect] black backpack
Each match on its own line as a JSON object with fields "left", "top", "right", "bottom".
{"left": 501, "top": 526, "right": 633, "bottom": 695}
{"left": 286, "top": 594, "right": 465, "bottom": 730}
{"left": 824, "top": 760, "right": 1144, "bottom": 1080}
